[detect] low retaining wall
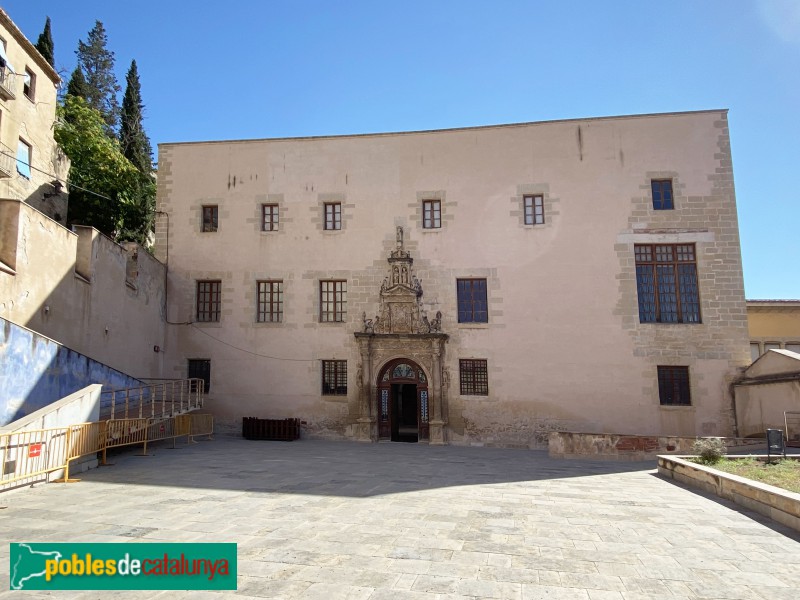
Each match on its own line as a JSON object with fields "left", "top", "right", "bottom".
{"left": 548, "top": 431, "right": 763, "bottom": 461}
{"left": 658, "top": 455, "right": 800, "bottom": 534}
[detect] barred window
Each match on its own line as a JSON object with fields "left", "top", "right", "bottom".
{"left": 635, "top": 244, "right": 700, "bottom": 324}
{"left": 657, "top": 366, "right": 690, "bottom": 406}
{"left": 524, "top": 195, "right": 544, "bottom": 225}
{"left": 324, "top": 203, "right": 341, "bottom": 230}
{"left": 201, "top": 205, "right": 218, "bottom": 232}
{"left": 256, "top": 280, "right": 283, "bottom": 322}
{"left": 460, "top": 359, "right": 488, "bottom": 395}
{"left": 423, "top": 200, "right": 441, "bottom": 229}
{"left": 322, "top": 360, "right": 347, "bottom": 395}
{"left": 261, "top": 204, "right": 279, "bottom": 231}
{"left": 196, "top": 280, "right": 221, "bottom": 322}
{"left": 651, "top": 179, "right": 674, "bottom": 210}
{"left": 457, "top": 278, "right": 488, "bottom": 323}
{"left": 320, "top": 280, "right": 347, "bottom": 322}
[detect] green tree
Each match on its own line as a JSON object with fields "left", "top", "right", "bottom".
{"left": 35, "top": 16, "right": 55, "bottom": 67}
{"left": 118, "top": 60, "right": 156, "bottom": 246}
{"left": 55, "top": 96, "right": 139, "bottom": 237}
{"left": 75, "top": 21, "right": 120, "bottom": 136}
{"left": 65, "top": 67, "right": 91, "bottom": 103}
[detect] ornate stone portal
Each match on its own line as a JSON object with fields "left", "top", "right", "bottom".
{"left": 354, "top": 227, "right": 448, "bottom": 444}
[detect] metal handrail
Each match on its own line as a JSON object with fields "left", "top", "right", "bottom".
{"left": 99, "top": 378, "right": 204, "bottom": 420}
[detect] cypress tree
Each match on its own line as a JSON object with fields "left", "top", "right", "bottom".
{"left": 75, "top": 21, "right": 120, "bottom": 137}
{"left": 35, "top": 16, "right": 55, "bottom": 67}
{"left": 119, "top": 60, "right": 153, "bottom": 174}
{"left": 66, "top": 67, "right": 91, "bottom": 101}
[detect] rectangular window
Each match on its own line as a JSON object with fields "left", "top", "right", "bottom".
{"left": 764, "top": 342, "right": 781, "bottom": 352}
{"left": 786, "top": 343, "right": 800, "bottom": 354}
{"left": 261, "top": 204, "right": 279, "bottom": 231}
{"left": 651, "top": 179, "right": 674, "bottom": 210}
{"left": 635, "top": 244, "right": 700, "bottom": 324}
{"left": 423, "top": 200, "right": 441, "bottom": 229}
{"left": 16, "top": 139, "right": 31, "bottom": 179}
{"left": 750, "top": 342, "right": 761, "bottom": 363}
{"left": 524, "top": 195, "right": 544, "bottom": 225}
{"left": 460, "top": 359, "right": 489, "bottom": 395}
{"left": 457, "top": 278, "right": 488, "bottom": 323}
{"left": 256, "top": 280, "right": 283, "bottom": 322}
{"left": 188, "top": 359, "right": 211, "bottom": 393}
{"left": 23, "top": 67, "right": 36, "bottom": 101}
{"left": 324, "top": 203, "right": 341, "bottom": 230}
{"left": 196, "top": 280, "right": 221, "bottom": 322}
{"left": 322, "top": 360, "right": 347, "bottom": 395}
{"left": 201, "top": 205, "right": 218, "bottom": 232}
{"left": 320, "top": 280, "right": 346, "bottom": 322}
{"left": 657, "top": 366, "right": 690, "bottom": 406}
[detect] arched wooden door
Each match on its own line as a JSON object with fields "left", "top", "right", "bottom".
{"left": 376, "top": 358, "right": 430, "bottom": 442}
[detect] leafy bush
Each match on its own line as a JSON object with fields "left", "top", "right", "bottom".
{"left": 693, "top": 437, "right": 727, "bottom": 465}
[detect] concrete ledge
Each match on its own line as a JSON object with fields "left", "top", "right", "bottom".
{"left": 658, "top": 455, "right": 800, "bottom": 534}
{"left": 549, "top": 431, "right": 762, "bottom": 461}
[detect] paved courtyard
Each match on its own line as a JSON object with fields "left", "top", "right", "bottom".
{"left": 1, "top": 437, "right": 799, "bottom": 599}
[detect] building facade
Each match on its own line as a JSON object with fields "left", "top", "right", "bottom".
{"left": 155, "top": 110, "right": 751, "bottom": 445}
{"left": 747, "top": 300, "right": 800, "bottom": 362}
{"left": 0, "top": 8, "right": 68, "bottom": 225}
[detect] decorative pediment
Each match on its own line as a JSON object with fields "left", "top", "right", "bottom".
{"left": 362, "top": 226, "right": 442, "bottom": 335}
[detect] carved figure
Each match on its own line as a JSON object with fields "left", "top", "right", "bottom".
{"left": 356, "top": 364, "right": 363, "bottom": 388}
{"left": 373, "top": 315, "right": 381, "bottom": 333}
{"left": 413, "top": 277, "right": 423, "bottom": 297}
{"left": 396, "top": 225, "right": 403, "bottom": 247}
{"left": 442, "top": 366, "right": 450, "bottom": 388}
{"left": 401, "top": 265, "right": 409, "bottom": 284}
{"left": 421, "top": 313, "right": 431, "bottom": 333}
{"left": 430, "top": 311, "right": 442, "bottom": 332}
{"left": 392, "top": 266, "right": 399, "bottom": 285}
{"left": 362, "top": 312, "right": 374, "bottom": 333}
{"left": 380, "top": 278, "right": 388, "bottom": 293}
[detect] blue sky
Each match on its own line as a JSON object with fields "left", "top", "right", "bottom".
{"left": 7, "top": 1, "right": 800, "bottom": 299}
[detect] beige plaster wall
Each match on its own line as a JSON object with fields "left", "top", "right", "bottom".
{"left": 734, "top": 381, "right": 800, "bottom": 439}
{"left": 156, "top": 110, "right": 750, "bottom": 444}
{"left": 747, "top": 304, "right": 800, "bottom": 360}
{"left": 0, "top": 10, "right": 68, "bottom": 223}
{"left": 0, "top": 199, "right": 166, "bottom": 379}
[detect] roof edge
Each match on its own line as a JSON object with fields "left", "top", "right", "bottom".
{"left": 0, "top": 8, "right": 61, "bottom": 84}
{"left": 158, "top": 108, "right": 729, "bottom": 148}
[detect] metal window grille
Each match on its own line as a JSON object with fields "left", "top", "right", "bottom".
{"left": 196, "top": 280, "right": 221, "bottom": 322}
{"left": 524, "top": 195, "right": 544, "bottom": 225}
{"left": 460, "top": 359, "right": 489, "bottom": 395}
{"left": 256, "top": 280, "right": 283, "bottom": 322}
{"left": 322, "top": 360, "right": 347, "bottom": 395}
{"left": 324, "top": 203, "right": 342, "bottom": 230}
{"left": 423, "top": 200, "right": 441, "bottom": 228}
{"left": 635, "top": 244, "right": 700, "bottom": 323}
{"left": 201, "top": 205, "right": 218, "bottom": 232}
{"left": 651, "top": 179, "right": 674, "bottom": 210}
{"left": 657, "top": 366, "right": 690, "bottom": 405}
{"left": 320, "top": 280, "right": 347, "bottom": 322}
{"left": 261, "top": 204, "right": 279, "bottom": 231}
{"left": 457, "top": 278, "right": 488, "bottom": 323}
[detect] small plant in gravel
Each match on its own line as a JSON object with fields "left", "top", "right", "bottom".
{"left": 692, "top": 437, "right": 726, "bottom": 465}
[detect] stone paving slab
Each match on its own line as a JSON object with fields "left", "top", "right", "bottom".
{"left": 1, "top": 437, "right": 799, "bottom": 599}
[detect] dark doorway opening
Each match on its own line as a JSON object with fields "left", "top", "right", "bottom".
{"left": 391, "top": 383, "right": 418, "bottom": 443}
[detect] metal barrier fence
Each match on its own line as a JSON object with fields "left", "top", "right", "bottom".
{"left": 99, "top": 378, "right": 205, "bottom": 420}
{"left": 1, "top": 414, "right": 214, "bottom": 490}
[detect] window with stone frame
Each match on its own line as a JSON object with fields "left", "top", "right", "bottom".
{"left": 657, "top": 366, "right": 691, "bottom": 406}
{"left": 460, "top": 359, "right": 489, "bottom": 395}
{"left": 256, "top": 280, "right": 283, "bottom": 322}
{"left": 651, "top": 179, "right": 674, "bottom": 210}
{"left": 324, "top": 202, "right": 342, "bottom": 230}
{"left": 423, "top": 199, "right": 441, "bottom": 229}
{"left": 261, "top": 204, "right": 279, "bottom": 231}
{"left": 635, "top": 244, "right": 700, "bottom": 324}
{"left": 320, "top": 280, "right": 347, "bottom": 322}
{"left": 321, "top": 360, "right": 347, "bottom": 395}
{"left": 457, "top": 278, "right": 488, "bottom": 323}
{"left": 523, "top": 194, "right": 544, "bottom": 225}
{"left": 196, "top": 280, "right": 221, "bottom": 322}
{"left": 23, "top": 67, "right": 36, "bottom": 101}
{"left": 16, "top": 138, "right": 32, "bottom": 179}
{"left": 201, "top": 205, "right": 218, "bottom": 232}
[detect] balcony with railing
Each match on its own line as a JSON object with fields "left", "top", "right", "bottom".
{"left": 0, "top": 66, "right": 15, "bottom": 100}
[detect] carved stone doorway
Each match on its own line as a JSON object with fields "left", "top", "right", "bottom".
{"left": 377, "top": 358, "right": 429, "bottom": 442}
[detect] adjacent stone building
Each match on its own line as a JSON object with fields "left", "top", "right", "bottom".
{"left": 747, "top": 300, "right": 800, "bottom": 362}
{"left": 0, "top": 8, "right": 68, "bottom": 224}
{"left": 155, "top": 109, "right": 751, "bottom": 445}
